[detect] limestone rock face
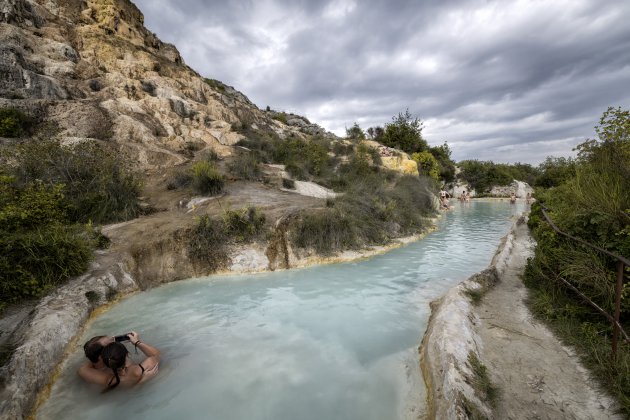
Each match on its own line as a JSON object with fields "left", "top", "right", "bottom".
{"left": 489, "top": 180, "right": 534, "bottom": 198}
{"left": 0, "top": 0, "right": 279, "bottom": 169}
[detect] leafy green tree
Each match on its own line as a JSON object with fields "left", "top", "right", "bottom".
{"left": 535, "top": 157, "right": 576, "bottom": 188}
{"left": 367, "top": 126, "right": 384, "bottom": 141}
{"left": 346, "top": 123, "right": 365, "bottom": 140}
{"left": 429, "top": 142, "right": 456, "bottom": 182}
{"left": 458, "top": 160, "right": 512, "bottom": 193}
{"left": 380, "top": 109, "right": 428, "bottom": 154}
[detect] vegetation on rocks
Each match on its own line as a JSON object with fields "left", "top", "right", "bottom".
{"left": 6, "top": 139, "right": 143, "bottom": 223}
{"left": 0, "top": 139, "right": 143, "bottom": 308}
{"left": 187, "top": 206, "right": 267, "bottom": 269}
{"left": 524, "top": 107, "right": 630, "bottom": 415}
{"left": 0, "top": 107, "right": 33, "bottom": 138}
{"left": 191, "top": 161, "right": 224, "bottom": 195}
{"left": 467, "top": 351, "right": 499, "bottom": 407}
{"left": 290, "top": 174, "right": 435, "bottom": 255}
{"left": 228, "top": 151, "right": 263, "bottom": 181}
{"left": 359, "top": 112, "right": 456, "bottom": 183}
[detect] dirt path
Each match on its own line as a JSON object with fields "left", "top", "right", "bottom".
{"left": 476, "top": 221, "right": 621, "bottom": 419}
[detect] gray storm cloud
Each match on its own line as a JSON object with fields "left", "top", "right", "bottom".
{"left": 133, "top": 0, "right": 630, "bottom": 164}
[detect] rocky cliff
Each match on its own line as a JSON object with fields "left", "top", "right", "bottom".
{"left": 0, "top": 0, "right": 333, "bottom": 168}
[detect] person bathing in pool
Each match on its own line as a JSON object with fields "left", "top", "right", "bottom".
{"left": 78, "top": 331, "right": 160, "bottom": 391}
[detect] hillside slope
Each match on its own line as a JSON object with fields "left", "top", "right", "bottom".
{"left": 1, "top": 0, "right": 329, "bottom": 168}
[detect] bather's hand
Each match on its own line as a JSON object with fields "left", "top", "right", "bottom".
{"left": 128, "top": 331, "right": 140, "bottom": 345}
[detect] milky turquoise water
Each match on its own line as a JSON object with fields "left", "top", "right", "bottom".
{"left": 37, "top": 200, "right": 526, "bottom": 420}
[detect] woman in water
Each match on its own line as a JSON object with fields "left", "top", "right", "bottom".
{"left": 78, "top": 331, "right": 160, "bottom": 391}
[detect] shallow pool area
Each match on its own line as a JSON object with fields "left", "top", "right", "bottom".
{"left": 37, "top": 201, "right": 526, "bottom": 420}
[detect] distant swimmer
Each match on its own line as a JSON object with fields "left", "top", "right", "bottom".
{"left": 439, "top": 189, "right": 450, "bottom": 210}
{"left": 510, "top": 192, "right": 517, "bottom": 204}
{"left": 526, "top": 192, "right": 532, "bottom": 204}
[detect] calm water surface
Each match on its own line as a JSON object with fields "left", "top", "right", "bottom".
{"left": 38, "top": 200, "right": 526, "bottom": 420}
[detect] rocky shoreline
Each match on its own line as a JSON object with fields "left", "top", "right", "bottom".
{"left": 419, "top": 215, "right": 621, "bottom": 419}
{"left": 0, "top": 217, "right": 434, "bottom": 419}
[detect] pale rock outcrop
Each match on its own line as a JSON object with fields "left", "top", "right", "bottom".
{"left": 489, "top": 180, "right": 533, "bottom": 198}
{"left": 0, "top": 0, "right": 275, "bottom": 169}
{"left": 381, "top": 155, "right": 419, "bottom": 176}
{"left": 420, "top": 219, "right": 521, "bottom": 419}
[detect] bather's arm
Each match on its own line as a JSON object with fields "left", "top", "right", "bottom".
{"left": 128, "top": 331, "right": 160, "bottom": 373}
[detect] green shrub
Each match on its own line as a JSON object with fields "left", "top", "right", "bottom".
{"left": 228, "top": 152, "right": 262, "bottom": 180}
{"left": 285, "top": 161, "right": 308, "bottom": 180}
{"left": 467, "top": 352, "right": 499, "bottom": 406}
{"left": 524, "top": 107, "right": 630, "bottom": 416}
{"left": 187, "top": 215, "right": 229, "bottom": 271}
{"left": 192, "top": 161, "right": 224, "bottom": 195}
{"left": 429, "top": 143, "right": 457, "bottom": 183}
{"left": 290, "top": 208, "right": 358, "bottom": 255}
{"left": 458, "top": 160, "right": 513, "bottom": 193}
{"left": 272, "top": 112, "right": 288, "bottom": 124}
{"left": 222, "top": 206, "right": 266, "bottom": 242}
{"left": 167, "top": 171, "right": 193, "bottom": 190}
{"left": 0, "top": 224, "right": 94, "bottom": 303}
{"left": 202, "top": 149, "right": 220, "bottom": 162}
{"left": 0, "top": 178, "right": 67, "bottom": 231}
{"left": 346, "top": 123, "right": 365, "bottom": 140}
{"left": 412, "top": 151, "right": 439, "bottom": 180}
{"left": 4, "top": 140, "right": 142, "bottom": 224}
{"left": 0, "top": 107, "right": 33, "bottom": 138}
{"left": 204, "top": 78, "right": 226, "bottom": 93}
{"left": 332, "top": 141, "right": 354, "bottom": 156}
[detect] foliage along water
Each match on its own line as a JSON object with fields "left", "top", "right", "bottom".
{"left": 38, "top": 200, "right": 527, "bottom": 420}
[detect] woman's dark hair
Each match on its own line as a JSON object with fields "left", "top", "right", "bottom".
{"left": 101, "top": 342, "right": 129, "bottom": 391}
{"left": 84, "top": 336, "right": 106, "bottom": 363}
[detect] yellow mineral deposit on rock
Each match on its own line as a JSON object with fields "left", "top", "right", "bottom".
{"left": 381, "top": 155, "right": 419, "bottom": 176}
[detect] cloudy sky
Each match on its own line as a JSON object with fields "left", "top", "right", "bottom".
{"left": 133, "top": 0, "right": 630, "bottom": 164}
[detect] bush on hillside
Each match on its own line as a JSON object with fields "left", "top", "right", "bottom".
{"left": 222, "top": 206, "right": 266, "bottom": 242}
{"left": 290, "top": 172, "right": 436, "bottom": 255}
{"left": 346, "top": 123, "right": 366, "bottom": 140}
{"left": 0, "top": 107, "right": 34, "bottom": 138}
{"left": 5, "top": 140, "right": 142, "bottom": 224}
{"left": 0, "top": 224, "right": 94, "bottom": 304}
{"left": 187, "top": 215, "right": 229, "bottom": 270}
{"left": 228, "top": 151, "right": 262, "bottom": 181}
{"left": 429, "top": 143, "right": 457, "bottom": 183}
{"left": 0, "top": 176, "right": 95, "bottom": 305}
{"left": 167, "top": 170, "right": 193, "bottom": 190}
{"left": 192, "top": 161, "right": 224, "bottom": 195}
